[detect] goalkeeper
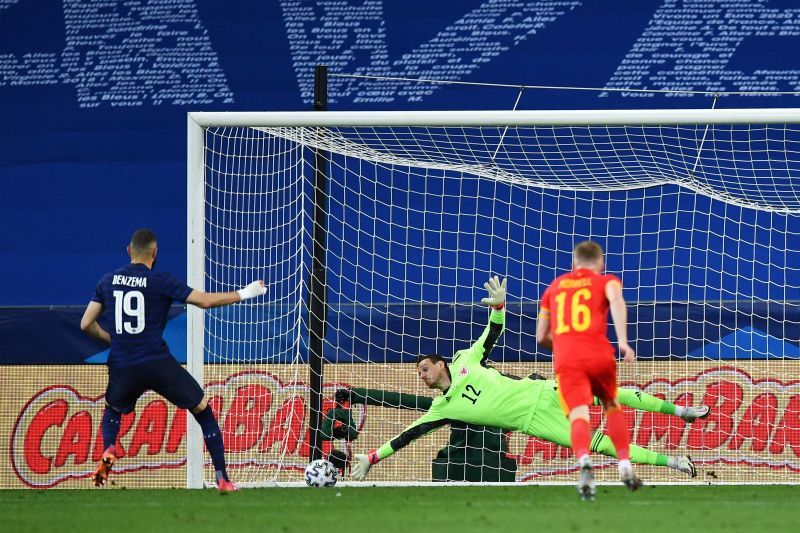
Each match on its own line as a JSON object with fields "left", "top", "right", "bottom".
{"left": 351, "top": 276, "right": 709, "bottom": 481}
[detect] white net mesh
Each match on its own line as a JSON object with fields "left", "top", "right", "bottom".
{"left": 195, "top": 116, "right": 800, "bottom": 486}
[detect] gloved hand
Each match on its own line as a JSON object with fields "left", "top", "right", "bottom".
{"left": 481, "top": 276, "right": 507, "bottom": 310}
{"left": 351, "top": 450, "right": 379, "bottom": 481}
{"left": 237, "top": 280, "right": 266, "bottom": 301}
{"left": 334, "top": 388, "right": 353, "bottom": 405}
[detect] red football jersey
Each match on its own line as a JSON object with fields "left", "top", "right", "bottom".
{"left": 540, "top": 268, "right": 621, "bottom": 370}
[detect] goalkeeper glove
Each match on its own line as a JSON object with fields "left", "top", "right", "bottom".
{"left": 334, "top": 388, "right": 353, "bottom": 405}
{"left": 351, "top": 450, "right": 380, "bottom": 481}
{"left": 481, "top": 275, "right": 507, "bottom": 310}
{"left": 237, "top": 280, "right": 266, "bottom": 301}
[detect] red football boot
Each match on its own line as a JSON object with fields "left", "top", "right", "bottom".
{"left": 217, "top": 478, "right": 239, "bottom": 494}
{"left": 92, "top": 446, "right": 117, "bottom": 488}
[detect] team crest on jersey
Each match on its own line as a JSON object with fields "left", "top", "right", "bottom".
{"left": 458, "top": 366, "right": 469, "bottom": 377}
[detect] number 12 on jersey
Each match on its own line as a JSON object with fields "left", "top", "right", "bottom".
{"left": 461, "top": 384, "right": 481, "bottom": 404}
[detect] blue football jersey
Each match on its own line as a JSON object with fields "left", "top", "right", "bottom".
{"left": 91, "top": 263, "right": 193, "bottom": 367}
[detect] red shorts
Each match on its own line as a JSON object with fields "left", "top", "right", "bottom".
{"left": 555, "top": 356, "right": 618, "bottom": 415}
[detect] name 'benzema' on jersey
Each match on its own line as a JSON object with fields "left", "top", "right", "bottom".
{"left": 111, "top": 275, "right": 148, "bottom": 288}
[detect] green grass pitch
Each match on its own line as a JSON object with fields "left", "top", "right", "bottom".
{"left": 2, "top": 485, "right": 797, "bottom": 532}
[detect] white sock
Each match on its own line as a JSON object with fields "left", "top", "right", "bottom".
{"left": 618, "top": 459, "right": 632, "bottom": 475}
{"left": 578, "top": 454, "right": 592, "bottom": 468}
{"left": 674, "top": 405, "right": 686, "bottom": 417}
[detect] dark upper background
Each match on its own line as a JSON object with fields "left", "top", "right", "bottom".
{"left": 1, "top": 0, "right": 800, "bottom": 306}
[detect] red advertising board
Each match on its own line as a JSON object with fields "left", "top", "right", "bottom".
{"left": 3, "top": 362, "right": 799, "bottom": 488}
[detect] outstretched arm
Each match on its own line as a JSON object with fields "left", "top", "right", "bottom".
{"left": 351, "top": 410, "right": 450, "bottom": 481}
{"left": 339, "top": 387, "right": 433, "bottom": 411}
{"left": 186, "top": 280, "right": 266, "bottom": 309}
{"left": 454, "top": 277, "right": 507, "bottom": 365}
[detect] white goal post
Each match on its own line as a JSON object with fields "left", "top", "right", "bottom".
{"left": 187, "top": 109, "right": 800, "bottom": 488}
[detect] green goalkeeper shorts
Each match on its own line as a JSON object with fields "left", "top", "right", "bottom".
{"left": 523, "top": 386, "right": 572, "bottom": 449}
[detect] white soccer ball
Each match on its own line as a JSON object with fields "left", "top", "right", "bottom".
{"left": 304, "top": 459, "right": 338, "bottom": 487}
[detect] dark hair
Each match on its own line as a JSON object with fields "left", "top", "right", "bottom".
{"left": 574, "top": 240, "right": 603, "bottom": 264}
{"left": 130, "top": 228, "right": 157, "bottom": 254}
{"left": 415, "top": 354, "right": 451, "bottom": 380}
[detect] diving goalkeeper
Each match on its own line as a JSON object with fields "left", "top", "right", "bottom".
{"left": 351, "top": 276, "right": 709, "bottom": 481}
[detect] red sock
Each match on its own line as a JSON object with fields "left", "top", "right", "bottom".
{"left": 605, "top": 408, "right": 631, "bottom": 461}
{"left": 570, "top": 418, "right": 591, "bottom": 459}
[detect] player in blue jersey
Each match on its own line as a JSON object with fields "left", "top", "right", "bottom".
{"left": 80, "top": 229, "right": 266, "bottom": 492}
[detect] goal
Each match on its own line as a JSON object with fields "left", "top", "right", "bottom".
{"left": 187, "top": 109, "right": 800, "bottom": 487}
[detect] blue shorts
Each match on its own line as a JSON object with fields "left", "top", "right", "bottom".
{"left": 105, "top": 357, "right": 204, "bottom": 413}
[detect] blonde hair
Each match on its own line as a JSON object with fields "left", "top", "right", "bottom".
{"left": 573, "top": 240, "right": 604, "bottom": 265}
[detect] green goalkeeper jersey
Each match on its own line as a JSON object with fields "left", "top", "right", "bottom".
{"left": 376, "top": 308, "right": 547, "bottom": 461}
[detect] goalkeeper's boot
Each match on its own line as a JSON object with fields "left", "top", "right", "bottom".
{"left": 92, "top": 446, "right": 117, "bottom": 487}
{"left": 676, "top": 455, "right": 697, "bottom": 478}
{"left": 619, "top": 461, "right": 644, "bottom": 492}
{"left": 577, "top": 455, "right": 595, "bottom": 501}
{"left": 681, "top": 405, "right": 711, "bottom": 423}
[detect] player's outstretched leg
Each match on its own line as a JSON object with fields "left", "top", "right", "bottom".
{"left": 591, "top": 432, "right": 695, "bottom": 478}
{"left": 678, "top": 405, "right": 711, "bottom": 423}
{"left": 577, "top": 455, "right": 595, "bottom": 501}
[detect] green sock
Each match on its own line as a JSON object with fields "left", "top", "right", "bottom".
{"left": 617, "top": 387, "right": 674, "bottom": 415}
{"left": 592, "top": 432, "right": 669, "bottom": 467}
{"left": 630, "top": 445, "right": 671, "bottom": 466}
{"left": 658, "top": 400, "right": 677, "bottom": 415}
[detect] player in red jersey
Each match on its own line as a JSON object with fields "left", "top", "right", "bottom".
{"left": 536, "top": 240, "right": 641, "bottom": 500}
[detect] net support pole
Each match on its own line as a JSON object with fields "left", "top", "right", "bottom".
{"left": 186, "top": 114, "right": 206, "bottom": 488}
{"left": 308, "top": 64, "right": 329, "bottom": 462}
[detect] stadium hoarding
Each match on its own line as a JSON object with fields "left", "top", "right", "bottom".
{"left": 510, "top": 362, "right": 800, "bottom": 483}
{"left": 2, "top": 362, "right": 799, "bottom": 488}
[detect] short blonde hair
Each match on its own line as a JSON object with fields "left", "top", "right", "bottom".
{"left": 573, "top": 240, "right": 604, "bottom": 264}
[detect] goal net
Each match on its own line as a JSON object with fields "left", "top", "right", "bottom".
{"left": 187, "top": 109, "right": 800, "bottom": 487}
